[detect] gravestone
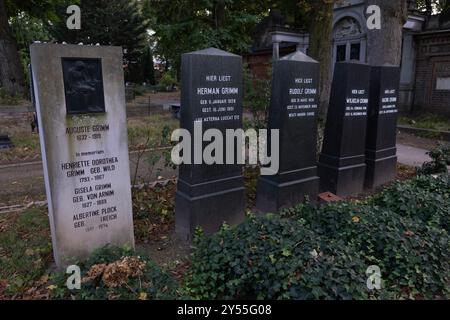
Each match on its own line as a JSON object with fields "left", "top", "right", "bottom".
{"left": 175, "top": 48, "right": 245, "bottom": 240}
{"left": 256, "top": 51, "right": 320, "bottom": 212}
{"left": 318, "top": 61, "right": 371, "bottom": 197}
{"left": 365, "top": 65, "right": 400, "bottom": 189}
{"left": 30, "top": 44, "right": 135, "bottom": 267}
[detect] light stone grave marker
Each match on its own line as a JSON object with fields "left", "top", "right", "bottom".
{"left": 30, "top": 44, "right": 134, "bottom": 267}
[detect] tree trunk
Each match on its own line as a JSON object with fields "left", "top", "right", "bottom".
{"left": 366, "top": 0, "right": 408, "bottom": 66}
{"left": 213, "top": 0, "right": 226, "bottom": 29}
{"left": 0, "top": 0, "right": 26, "bottom": 97}
{"left": 425, "top": 0, "right": 433, "bottom": 15}
{"left": 308, "top": 0, "right": 334, "bottom": 120}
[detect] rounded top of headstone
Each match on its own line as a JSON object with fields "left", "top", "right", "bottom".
{"left": 280, "top": 51, "right": 318, "bottom": 63}
{"left": 185, "top": 47, "right": 240, "bottom": 57}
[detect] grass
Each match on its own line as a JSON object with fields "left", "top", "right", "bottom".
{"left": 0, "top": 89, "right": 22, "bottom": 106}
{"left": 0, "top": 183, "right": 179, "bottom": 299}
{"left": 0, "top": 112, "right": 179, "bottom": 163}
{"left": 398, "top": 114, "right": 450, "bottom": 132}
{"left": 0, "top": 133, "right": 41, "bottom": 163}
{"left": 10, "top": 134, "right": 40, "bottom": 150}
{"left": 0, "top": 115, "right": 41, "bottom": 162}
{"left": 0, "top": 208, "right": 52, "bottom": 298}
{"left": 127, "top": 113, "right": 178, "bottom": 150}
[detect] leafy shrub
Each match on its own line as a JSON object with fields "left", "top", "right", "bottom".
{"left": 296, "top": 203, "right": 449, "bottom": 299}
{"left": 418, "top": 144, "right": 450, "bottom": 175}
{"left": 185, "top": 174, "right": 450, "bottom": 300}
{"left": 159, "top": 72, "right": 177, "bottom": 91}
{"left": 370, "top": 174, "right": 450, "bottom": 232}
{"left": 50, "top": 246, "right": 180, "bottom": 300}
{"left": 184, "top": 215, "right": 370, "bottom": 300}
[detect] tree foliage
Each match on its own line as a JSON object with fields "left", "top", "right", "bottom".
{"left": 0, "top": 0, "right": 65, "bottom": 96}
{"left": 416, "top": 0, "right": 450, "bottom": 14}
{"left": 5, "top": 0, "right": 64, "bottom": 20}
{"left": 49, "top": 0, "right": 150, "bottom": 81}
{"left": 142, "top": 0, "right": 270, "bottom": 75}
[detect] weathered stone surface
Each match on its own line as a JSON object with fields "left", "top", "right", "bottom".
{"left": 30, "top": 44, "right": 134, "bottom": 268}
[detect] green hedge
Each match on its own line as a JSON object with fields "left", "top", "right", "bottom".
{"left": 50, "top": 174, "right": 449, "bottom": 300}
{"left": 184, "top": 215, "right": 370, "bottom": 300}
{"left": 185, "top": 174, "right": 450, "bottom": 300}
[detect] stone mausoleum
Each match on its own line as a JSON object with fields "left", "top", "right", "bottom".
{"left": 244, "top": 0, "right": 450, "bottom": 117}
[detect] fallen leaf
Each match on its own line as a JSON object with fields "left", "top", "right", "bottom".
{"left": 138, "top": 292, "right": 148, "bottom": 300}
{"left": 404, "top": 230, "right": 415, "bottom": 237}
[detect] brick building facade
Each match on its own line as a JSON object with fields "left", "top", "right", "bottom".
{"left": 413, "top": 22, "right": 450, "bottom": 116}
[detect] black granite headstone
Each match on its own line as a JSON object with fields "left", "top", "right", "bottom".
{"left": 256, "top": 51, "right": 320, "bottom": 212}
{"left": 318, "top": 62, "right": 371, "bottom": 197}
{"left": 175, "top": 48, "right": 245, "bottom": 240}
{"left": 365, "top": 65, "right": 400, "bottom": 189}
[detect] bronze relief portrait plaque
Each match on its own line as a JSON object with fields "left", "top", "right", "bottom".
{"left": 62, "top": 58, "right": 106, "bottom": 114}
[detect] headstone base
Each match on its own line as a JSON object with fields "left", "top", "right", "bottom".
{"left": 318, "top": 161, "right": 366, "bottom": 197}
{"left": 175, "top": 178, "right": 245, "bottom": 241}
{"left": 256, "top": 172, "right": 319, "bottom": 213}
{"left": 365, "top": 147, "right": 397, "bottom": 189}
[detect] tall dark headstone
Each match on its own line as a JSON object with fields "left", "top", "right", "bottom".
{"left": 175, "top": 48, "right": 245, "bottom": 240}
{"left": 318, "top": 62, "right": 371, "bottom": 197}
{"left": 256, "top": 51, "right": 320, "bottom": 212}
{"left": 365, "top": 65, "right": 400, "bottom": 189}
